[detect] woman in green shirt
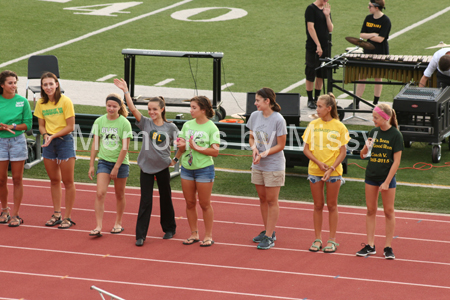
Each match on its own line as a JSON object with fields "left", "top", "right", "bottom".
{"left": 0, "top": 70, "right": 32, "bottom": 227}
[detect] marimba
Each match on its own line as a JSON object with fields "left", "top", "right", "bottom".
{"left": 342, "top": 54, "right": 437, "bottom": 87}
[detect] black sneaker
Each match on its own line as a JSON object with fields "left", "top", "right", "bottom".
{"left": 356, "top": 243, "right": 376, "bottom": 257}
{"left": 307, "top": 100, "right": 317, "bottom": 109}
{"left": 253, "top": 230, "right": 276, "bottom": 243}
{"left": 257, "top": 236, "right": 274, "bottom": 250}
{"left": 345, "top": 103, "right": 359, "bottom": 110}
{"left": 384, "top": 247, "right": 395, "bottom": 259}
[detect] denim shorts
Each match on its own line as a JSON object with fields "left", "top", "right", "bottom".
{"left": 307, "top": 174, "right": 343, "bottom": 184}
{"left": 180, "top": 165, "right": 215, "bottom": 183}
{"left": 365, "top": 176, "right": 396, "bottom": 189}
{"left": 97, "top": 159, "right": 130, "bottom": 178}
{"left": 0, "top": 134, "right": 28, "bottom": 162}
{"left": 42, "top": 134, "right": 76, "bottom": 161}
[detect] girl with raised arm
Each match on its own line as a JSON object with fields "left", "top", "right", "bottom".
{"left": 114, "top": 78, "right": 179, "bottom": 246}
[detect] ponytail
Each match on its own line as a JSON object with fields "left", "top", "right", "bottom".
{"left": 318, "top": 92, "right": 338, "bottom": 119}
{"left": 390, "top": 109, "right": 398, "bottom": 129}
{"left": 148, "top": 96, "right": 170, "bottom": 123}
{"left": 375, "top": 103, "right": 397, "bottom": 128}
{"left": 256, "top": 87, "right": 280, "bottom": 112}
{"left": 190, "top": 96, "right": 215, "bottom": 119}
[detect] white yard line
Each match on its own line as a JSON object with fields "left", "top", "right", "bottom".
{"left": 389, "top": 6, "right": 450, "bottom": 40}
{"left": 96, "top": 74, "right": 117, "bottom": 82}
{"left": 279, "top": 79, "right": 306, "bottom": 93}
{"left": 155, "top": 78, "right": 175, "bottom": 86}
{"left": 0, "top": 0, "right": 193, "bottom": 68}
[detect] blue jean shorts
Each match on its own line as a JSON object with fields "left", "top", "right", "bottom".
{"left": 97, "top": 159, "right": 130, "bottom": 178}
{"left": 42, "top": 134, "right": 76, "bottom": 161}
{"left": 307, "top": 174, "right": 343, "bottom": 184}
{"left": 180, "top": 165, "right": 215, "bottom": 183}
{"left": 365, "top": 175, "right": 396, "bottom": 189}
{"left": 0, "top": 134, "right": 28, "bottom": 162}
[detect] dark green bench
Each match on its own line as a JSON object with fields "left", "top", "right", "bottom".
{"left": 30, "top": 114, "right": 368, "bottom": 174}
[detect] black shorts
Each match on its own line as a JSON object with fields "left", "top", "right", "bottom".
{"left": 305, "top": 49, "right": 327, "bottom": 81}
{"left": 437, "top": 71, "right": 450, "bottom": 89}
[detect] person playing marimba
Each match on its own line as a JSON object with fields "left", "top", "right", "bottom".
{"left": 419, "top": 49, "right": 450, "bottom": 89}
{"left": 346, "top": 0, "right": 391, "bottom": 109}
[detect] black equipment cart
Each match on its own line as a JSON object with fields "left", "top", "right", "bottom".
{"left": 393, "top": 84, "right": 450, "bottom": 162}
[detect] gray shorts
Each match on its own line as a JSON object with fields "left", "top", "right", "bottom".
{"left": 0, "top": 134, "right": 28, "bottom": 162}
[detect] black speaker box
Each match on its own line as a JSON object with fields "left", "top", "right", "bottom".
{"left": 244, "top": 92, "right": 301, "bottom": 126}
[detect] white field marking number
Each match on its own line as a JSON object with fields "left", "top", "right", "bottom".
{"left": 171, "top": 7, "right": 248, "bottom": 22}
{"left": 63, "top": 2, "right": 143, "bottom": 17}
{"left": 57, "top": 1, "right": 248, "bottom": 21}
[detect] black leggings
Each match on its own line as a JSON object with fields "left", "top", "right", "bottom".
{"left": 135, "top": 168, "right": 176, "bottom": 240}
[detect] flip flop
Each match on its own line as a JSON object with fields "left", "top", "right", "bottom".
{"left": 111, "top": 227, "right": 124, "bottom": 234}
{"left": 183, "top": 238, "right": 200, "bottom": 245}
{"left": 89, "top": 230, "right": 102, "bottom": 237}
{"left": 200, "top": 239, "right": 215, "bottom": 247}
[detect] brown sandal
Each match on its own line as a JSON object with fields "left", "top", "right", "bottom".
{"left": 8, "top": 216, "right": 23, "bottom": 227}
{"left": 45, "top": 211, "right": 62, "bottom": 226}
{"left": 0, "top": 207, "right": 10, "bottom": 224}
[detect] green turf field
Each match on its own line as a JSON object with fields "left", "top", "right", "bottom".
{"left": 3, "top": 1, "right": 450, "bottom": 213}
{"left": 2, "top": 0, "right": 450, "bottom": 98}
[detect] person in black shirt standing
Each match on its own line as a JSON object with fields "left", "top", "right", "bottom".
{"left": 346, "top": 0, "right": 391, "bottom": 109}
{"left": 304, "top": 0, "right": 333, "bottom": 109}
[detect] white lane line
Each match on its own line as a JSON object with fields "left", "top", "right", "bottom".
{"left": 0, "top": 270, "right": 306, "bottom": 300}
{"left": 154, "top": 78, "right": 175, "bottom": 86}
{"left": 279, "top": 79, "right": 306, "bottom": 93}
{"left": 389, "top": 6, "right": 450, "bottom": 40}
{"left": 1, "top": 247, "right": 450, "bottom": 290}
{"left": 221, "top": 83, "right": 234, "bottom": 90}
{"left": 11, "top": 201, "right": 450, "bottom": 245}
{"left": 96, "top": 74, "right": 117, "bottom": 82}
{"left": 11, "top": 182, "right": 450, "bottom": 223}
{"left": 0, "top": 0, "right": 193, "bottom": 68}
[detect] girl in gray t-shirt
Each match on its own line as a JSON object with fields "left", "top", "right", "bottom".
{"left": 246, "top": 88, "right": 287, "bottom": 250}
{"left": 115, "top": 78, "right": 180, "bottom": 246}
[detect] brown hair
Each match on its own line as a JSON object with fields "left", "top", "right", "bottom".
{"left": 256, "top": 87, "right": 281, "bottom": 112}
{"left": 40, "top": 72, "right": 62, "bottom": 105}
{"left": 0, "top": 70, "right": 18, "bottom": 95}
{"left": 438, "top": 55, "right": 450, "bottom": 72}
{"left": 190, "top": 96, "right": 215, "bottom": 119}
{"left": 106, "top": 93, "right": 129, "bottom": 118}
{"left": 148, "top": 96, "right": 170, "bottom": 123}
{"left": 371, "top": 0, "right": 385, "bottom": 10}
{"left": 376, "top": 103, "right": 398, "bottom": 128}
{"left": 318, "top": 92, "right": 339, "bottom": 119}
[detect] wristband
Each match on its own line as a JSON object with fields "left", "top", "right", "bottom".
{"left": 124, "top": 91, "right": 129, "bottom": 95}
{"left": 330, "top": 166, "right": 335, "bottom": 171}
{"left": 12, "top": 123, "right": 17, "bottom": 130}
{"left": 43, "top": 133, "right": 48, "bottom": 137}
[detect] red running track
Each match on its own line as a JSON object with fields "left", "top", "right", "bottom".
{"left": 1, "top": 178, "right": 450, "bottom": 300}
